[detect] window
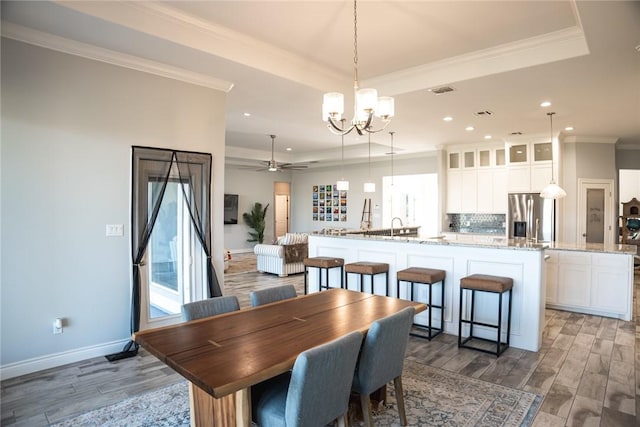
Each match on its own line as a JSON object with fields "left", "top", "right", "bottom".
{"left": 382, "top": 174, "right": 438, "bottom": 238}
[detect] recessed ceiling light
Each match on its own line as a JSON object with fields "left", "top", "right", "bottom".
{"left": 465, "top": 126, "right": 475, "bottom": 131}
{"left": 564, "top": 126, "right": 574, "bottom": 131}
{"left": 243, "top": 112, "right": 251, "bottom": 117}
{"left": 540, "top": 101, "right": 552, "bottom": 108}
{"left": 484, "top": 135, "right": 492, "bottom": 140}
{"left": 286, "top": 147, "right": 292, "bottom": 151}
{"left": 443, "top": 116, "right": 453, "bottom": 122}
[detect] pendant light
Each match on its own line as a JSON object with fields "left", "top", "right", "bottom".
{"left": 322, "top": 0, "right": 394, "bottom": 136}
{"left": 540, "top": 112, "right": 567, "bottom": 199}
{"left": 364, "top": 133, "right": 375, "bottom": 192}
{"left": 389, "top": 131, "right": 395, "bottom": 187}
{"left": 336, "top": 120, "right": 349, "bottom": 191}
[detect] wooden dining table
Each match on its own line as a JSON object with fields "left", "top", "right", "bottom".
{"left": 133, "top": 288, "right": 426, "bottom": 427}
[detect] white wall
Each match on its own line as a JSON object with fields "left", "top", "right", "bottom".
{"left": 290, "top": 155, "right": 438, "bottom": 233}
{"left": 1, "top": 39, "right": 226, "bottom": 377}
{"left": 224, "top": 166, "right": 292, "bottom": 251}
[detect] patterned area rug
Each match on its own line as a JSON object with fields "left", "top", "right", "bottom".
{"left": 224, "top": 252, "right": 257, "bottom": 275}
{"left": 51, "top": 360, "right": 541, "bottom": 427}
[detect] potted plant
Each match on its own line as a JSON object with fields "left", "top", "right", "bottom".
{"left": 243, "top": 202, "right": 269, "bottom": 243}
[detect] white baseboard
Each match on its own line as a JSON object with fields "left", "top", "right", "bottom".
{"left": 0, "top": 338, "right": 130, "bottom": 380}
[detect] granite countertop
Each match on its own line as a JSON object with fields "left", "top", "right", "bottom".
{"left": 311, "top": 234, "right": 639, "bottom": 255}
{"left": 310, "top": 233, "right": 547, "bottom": 251}
{"left": 546, "top": 242, "right": 638, "bottom": 255}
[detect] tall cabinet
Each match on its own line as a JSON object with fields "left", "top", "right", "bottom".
{"left": 446, "top": 138, "right": 557, "bottom": 215}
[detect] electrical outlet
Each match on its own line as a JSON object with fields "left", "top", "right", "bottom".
{"left": 105, "top": 224, "right": 124, "bottom": 237}
{"left": 53, "top": 318, "right": 63, "bottom": 334}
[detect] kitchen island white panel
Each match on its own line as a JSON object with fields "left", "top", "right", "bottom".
{"left": 308, "top": 234, "right": 546, "bottom": 352}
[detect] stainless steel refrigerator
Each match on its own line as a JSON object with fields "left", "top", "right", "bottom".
{"left": 507, "top": 193, "right": 555, "bottom": 242}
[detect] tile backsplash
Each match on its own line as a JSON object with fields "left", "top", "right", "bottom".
{"left": 448, "top": 213, "right": 506, "bottom": 235}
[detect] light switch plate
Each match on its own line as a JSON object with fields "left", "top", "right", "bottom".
{"left": 106, "top": 224, "right": 124, "bottom": 236}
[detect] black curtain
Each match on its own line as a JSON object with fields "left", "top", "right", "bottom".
{"left": 107, "top": 146, "right": 221, "bottom": 361}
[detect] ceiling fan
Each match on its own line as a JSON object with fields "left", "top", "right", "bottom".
{"left": 250, "top": 135, "right": 309, "bottom": 172}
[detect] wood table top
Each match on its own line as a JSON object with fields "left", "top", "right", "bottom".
{"left": 133, "top": 289, "right": 426, "bottom": 398}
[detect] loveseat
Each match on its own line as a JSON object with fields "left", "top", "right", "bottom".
{"left": 254, "top": 233, "right": 308, "bottom": 277}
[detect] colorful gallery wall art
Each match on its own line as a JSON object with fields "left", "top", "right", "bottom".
{"left": 312, "top": 184, "right": 347, "bottom": 222}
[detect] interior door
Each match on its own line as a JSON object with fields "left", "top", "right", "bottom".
{"left": 275, "top": 194, "right": 289, "bottom": 238}
{"left": 577, "top": 179, "right": 614, "bottom": 245}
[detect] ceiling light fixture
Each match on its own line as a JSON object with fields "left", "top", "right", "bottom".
{"left": 322, "top": 0, "right": 394, "bottom": 136}
{"left": 364, "top": 133, "right": 375, "bottom": 193}
{"left": 540, "top": 101, "right": 552, "bottom": 108}
{"left": 443, "top": 116, "right": 453, "bottom": 122}
{"left": 465, "top": 126, "right": 475, "bottom": 131}
{"left": 540, "top": 112, "right": 567, "bottom": 199}
{"left": 484, "top": 135, "right": 492, "bottom": 140}
{"left": 564, "top": 126, "right": 574, "bottom": 131}
{"left": 336, "top": 119, "right": 349, "bottom": 191}
{"left": 267, "top": 134, "right": 279, "bottom": 171}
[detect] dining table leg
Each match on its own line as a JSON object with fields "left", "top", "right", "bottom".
{"left": 189, "top": 383, "right": 250, "bottom": 427}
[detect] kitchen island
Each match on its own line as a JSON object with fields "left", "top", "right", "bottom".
{"left": 308, "top": 234, "right": 547, "bottom": 352}
{"left": 307, "top": 234, "right": 637, "bottom": 352}
{"left": 545, "top": 242, "right": 636, "bottom": 321}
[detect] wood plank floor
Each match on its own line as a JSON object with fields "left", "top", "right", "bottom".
{"left": 2, "top": 257, "right": 639, "bottom": 426}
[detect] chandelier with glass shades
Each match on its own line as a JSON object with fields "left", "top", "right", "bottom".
{"left": 540, "top": 112, "right": 567, "bottom": 199}
{"left": 322, "top": 0, "right": 395, "bottom": 136}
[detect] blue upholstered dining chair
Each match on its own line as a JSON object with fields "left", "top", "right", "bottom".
{"left": 352, "top": 306, "right": 416, "bottom": 427}
{"left": 252, "top": 331, "right": 363, "bottom": 427}
{"left": 181, "top": 295, "right": 240, "bottom": 321}
{"left": 250, "top": 284, "right": 298, "bottom": 307}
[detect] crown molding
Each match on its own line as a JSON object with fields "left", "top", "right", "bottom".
{"left": 562, "top": 135, "right": 619, "bottom": 144}
{"left": 365, "top": 26, "right": 590, "bottom": 96}
{"left": 55, "top": 0, "right": 345, "bottom": 92}
{"left": 1, "top": 22, "right": 234, "bottom": 92}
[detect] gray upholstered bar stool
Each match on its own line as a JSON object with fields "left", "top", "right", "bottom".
{"left": 344, "top": 262, "right": 389, "bottom": 296}
{"left": 458, "top": 274, "right": 513, "bottom": 357}
{"left": 396, "top": 267, "right": 446, "bottom": 340}
{"left": 303, "top": 256, "right": 344, "bottom": 294}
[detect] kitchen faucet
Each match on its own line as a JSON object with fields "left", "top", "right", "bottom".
{"left": 390, "top": 217, "right": 403, "bottom": 236}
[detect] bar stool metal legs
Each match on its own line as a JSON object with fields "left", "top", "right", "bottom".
{"left": 303, "top": 257, "right": 344, "bottom": 294}
{"left": 396, "top": 267, "right": 446, "bottom": 340}
{"left": 458, "top": 274, "right": 513, "bottom": 357}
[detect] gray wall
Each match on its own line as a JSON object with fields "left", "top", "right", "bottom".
{"left": 224, "top": 166, "right": 292, "bottom": 251}
{"left": 559, "top": 141, "right": 616, "bottom": 243}
{"left": 1, "top": 39, "right": 226, "bottom": 374}
{"left": 290, "top": 155, "right": 439, "bottom": 233}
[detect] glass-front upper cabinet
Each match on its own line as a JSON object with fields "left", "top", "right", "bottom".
{"left": 509, "top": 144, "right": 528, "bottom": 163}
{"left": 533, "top": 142, "right": 553, "bottom": 162}
{"left": 463, "top": 150, "right": 475, "bottom": 168}
{"left": 478, "top": 149, "right": 491, "bottom": 167}
{"left": 449, "top": 152, "right": 460, "bottom": 169}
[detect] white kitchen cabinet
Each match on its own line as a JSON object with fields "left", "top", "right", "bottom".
{"left": 492, "top": 168, "right": 508, "bottom": 212}
{"left": 531, "top": 164, "right": 552, "bottom": 192}
{"left": 447, "top": 171, "right": 462, "bottom": 213}
{"left": 545, "top": 249, "right": 633, "bottom": 320}
{"left": 590, "top": 253, "right": 632, "bottom": 314}
{"left": 545, "top": 251, "right": 558, "bottom": 304}
{"left": 476, "top": 169, "right": 493, "bottom": 213}
{"left": 460, "top": 170, "right": 478, "bottom": 212}
{"left": 557, "top": 263, "right": 591, "bottom": 307}
{"left": 507, "top": 166, "right": 530, "bottom": 192}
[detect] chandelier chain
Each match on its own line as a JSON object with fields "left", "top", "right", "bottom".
{"left": 353, "top": 0, "right": 358, "bottom": 84}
